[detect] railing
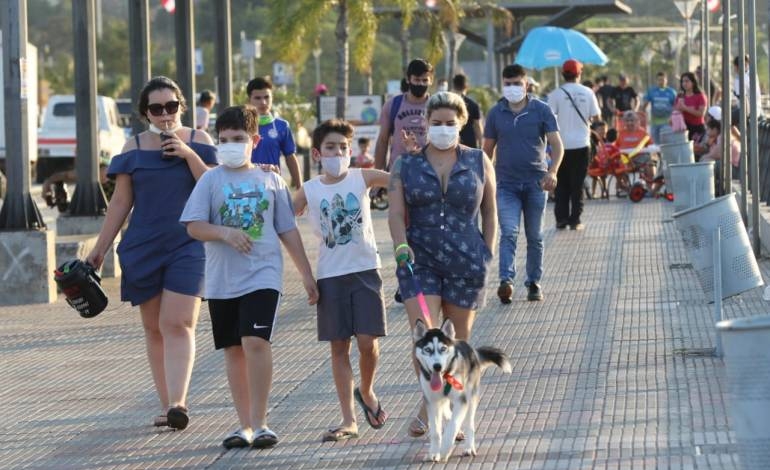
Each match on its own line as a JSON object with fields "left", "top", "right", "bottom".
{"left": 759, "top": 119, "right": 770, "bottom": 204}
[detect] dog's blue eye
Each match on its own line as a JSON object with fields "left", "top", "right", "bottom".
{"left": 424, "top": 347, "right": 433, "bottom": 354}
{"left": 439, "top": 346, "right": 447, "bottom": 353}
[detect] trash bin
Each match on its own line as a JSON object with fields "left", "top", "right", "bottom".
{"left": 716, "top": 315, "right": 770, "bottom": 470}
{"left": 668, "top": 161, "right": 715, "bottom": 212}
{"left": 659, "top": 140, "right": 694, "bottom": 193}
{"left": 672, "top": 193, "right": 763, "bottom": 299}
{"left": 660, "top": 129, "right": 688, "bottom": 145}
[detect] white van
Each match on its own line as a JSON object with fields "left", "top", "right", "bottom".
{"left": 36, "top": 95, "right": 125, "bottom": 183}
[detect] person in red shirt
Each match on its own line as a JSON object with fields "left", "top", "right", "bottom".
{"left": 614, "top": 111, "right": 655, "bottom": 196}
{"left": 674, "top": 72, "right": 708, "bottom": 142}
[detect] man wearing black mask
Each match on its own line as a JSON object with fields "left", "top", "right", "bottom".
{"left": 374, "top": 58, "right": 433, "bottom": 170}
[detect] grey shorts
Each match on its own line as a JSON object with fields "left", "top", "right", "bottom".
{"left": 316, "top": 269, "right": 387, "bottom": 341}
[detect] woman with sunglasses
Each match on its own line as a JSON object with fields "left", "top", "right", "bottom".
{"left": 87, "top": 76, "right": 217, "bottom": 430}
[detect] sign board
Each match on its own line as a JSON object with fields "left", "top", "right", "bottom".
{"left": 318, "top": 95, "right": 383, "bottom": 125}
{"left": 195, "top": 48, "right": 203, "bottom": 75}
{"left": 351, "top": 125, "right": 380, "bottom": 156}
{"left": 272, "top": 62, "right": 294, "bottom": 86}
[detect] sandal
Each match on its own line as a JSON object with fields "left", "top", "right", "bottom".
{"left": 153, "top": 414, "right": 168, "bottom": 427}
{"left": 251, "top": 427, "right": 279, "bottom": 449}
{"left": 407, "top": 417, "right": 464, "bottom": 441}
{"left": 166, "top": 405, "right": 189, "bottom": 430}
{"left": 354, "top": 387, "right": 387, "bottom": 429}
{"left": 223, "top": 428, "right": 253, "bottom": 449}
{"left": 408, "top": 416, "right": 428, "bottom": 437}
{"left": 322, "top": 426, "right": 359, "bottom": 442}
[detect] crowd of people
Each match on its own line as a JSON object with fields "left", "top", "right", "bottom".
{"left": 82, "top": 53, "right": 759, "bottom": 452}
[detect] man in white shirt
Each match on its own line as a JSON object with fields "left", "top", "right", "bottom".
{"left": 731, "top": 55, "right": 763, "bottom": 125}
{"left": 547, "top": 59, "right": 600, "bottom": 230}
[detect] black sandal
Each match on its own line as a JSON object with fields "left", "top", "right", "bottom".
{"left": 166, "top": 406, "right": 189, "bottom": 430}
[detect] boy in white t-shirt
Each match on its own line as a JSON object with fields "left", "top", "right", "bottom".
{"left": 180, "top": 104, "right": 318, "bottom": 449}
{"left": 292, "top": 119, "right": 391, "bottom": 442}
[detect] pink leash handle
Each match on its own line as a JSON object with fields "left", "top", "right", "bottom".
{"left": 398, "top": 255, "right": 432, "bottom": 328}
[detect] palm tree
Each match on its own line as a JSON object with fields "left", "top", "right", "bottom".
{"left": 268, "top": 0, "right": 377, "bottom": 118}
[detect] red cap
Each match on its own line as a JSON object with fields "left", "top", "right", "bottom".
{"left": 563, "top": 59, "right": 583, "bottom": 75}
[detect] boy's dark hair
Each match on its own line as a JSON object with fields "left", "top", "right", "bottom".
{"left": 733, "top": 54, "right": 750, "bottom": 67}
{"left": 452, "top": 73, "right": 468, "bottom": 90}
{"left": 246, "top": 76, "right": 273, "bottom": 96}
{"left": 198, "top": 90, "right": 215, "bottom": 105}
{"left": 357, "top": 137, "right": 370, "bottom": 146}
{"left": 502, "top": 64, "right": 526, "bottom": 79}
{"left": 707, "top": 119, "right": 721, "bottom": 132}
{"left": 591, "top": 120, "right": 607, "bottom": 130}
{"left": 582, "top": 80, "right": 594, "bottom": 89}
{"left": 406, "top": 58, "right": 433, "bottom": 77}
{"left": 606, "top": 128, "right": 618, "bottom": 143}
{"left": 312, "top": 119, "right": 354, "bottom": 150}
{"left": 400, "top": 78, "right": 409, "bottom": 92}
{"left": 656, "top": 71, "right": 667, "bottom": 78}
{"left": 215, "top": 104, "right": 259, "bottom": 136}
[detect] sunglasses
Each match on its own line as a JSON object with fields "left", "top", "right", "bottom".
{"left": 147, "top": 101, "right": 180, "bottom": 116}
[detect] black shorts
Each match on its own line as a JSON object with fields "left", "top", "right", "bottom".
{"left": 208, "top": 289, "right": 281, "bottom": 349}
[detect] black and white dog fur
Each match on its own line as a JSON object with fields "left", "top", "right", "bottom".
{"left": 413, "top": 318, "right": 512, "bottom": 462}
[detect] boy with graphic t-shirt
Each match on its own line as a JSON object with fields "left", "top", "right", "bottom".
{"left": 180, "top": 105, "right": 318, "bottom": 450}
{"left": 292, "top": 119, "right": 391, "bottom": 443}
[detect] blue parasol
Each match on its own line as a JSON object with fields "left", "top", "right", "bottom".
{"left": 515, "top": 26, "right": 609, "bottom": 70}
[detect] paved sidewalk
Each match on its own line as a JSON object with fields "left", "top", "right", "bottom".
{"left": 1, "top": 196, "right": 767, "bottom": 469}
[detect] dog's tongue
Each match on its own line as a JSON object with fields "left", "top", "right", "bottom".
{"left": 430, "top": 372, "right": 442, "bottom": 391}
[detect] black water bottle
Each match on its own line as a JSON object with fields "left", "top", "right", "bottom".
{"left": 160, "top": 132, "right": 175, "bottom": 159}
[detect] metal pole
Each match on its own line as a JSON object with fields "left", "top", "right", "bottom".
{"left": 486, "top": 17, "right": 495, "bottom": 90}
{"left": 720, "top": 0, "right": 731, "bottom": 197}
{"left": 704, "top": 3, "right": 710, "bottom": 102}
{"left": 128, "top": 0, "right": 150, "bottom": 136}
{"left": 68, "top": 0, "right": 107, "bottom": 216}
{"left": 175, "top": 0, "right": 196, "bottom": 129}
{"left": 736, "top": 0, "right": 747, "bottom": 220}
{"left": 0, "top": 0, "right": 45, "bottom": 230}
{"left": 214, "top": 0, "right": 232, "bottom": 109}
{"left": 747, "top": 0, "right": 761, "bottom": 256}
{"left": 700, "top": 0, "right": 706, "bottom": 76}
{"left": 713, "top": 226, "right": 723, "bottom": 358}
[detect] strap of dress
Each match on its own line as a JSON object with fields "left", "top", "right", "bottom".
{"left": 189, "top": 129, "right": 196, "bottom": 143}
{"left": 134, "top": 134, "right": 141, "bottom": 149}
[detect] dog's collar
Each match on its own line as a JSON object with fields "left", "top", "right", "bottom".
{"left": 443, "top": 372, "right": 463, "bottom": 395}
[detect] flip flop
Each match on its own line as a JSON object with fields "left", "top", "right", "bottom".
{"left": 354, "top": 387, "right": 386, "bottom": 430}
{"left": 322, "top": 427, "right": 359, "bottom": 442}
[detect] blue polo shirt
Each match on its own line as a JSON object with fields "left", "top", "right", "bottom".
{"left": 250, "top": 117, "right": 297, "bottom": 165}
{"left": 484, "top": 96, "right": 558, "bottom": 184}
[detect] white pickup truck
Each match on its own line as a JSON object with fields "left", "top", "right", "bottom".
{"left": 36, "top": 95, "right": 126, "bottom": 183}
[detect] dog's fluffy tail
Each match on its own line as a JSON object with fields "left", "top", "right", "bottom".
{"left": 477, "top": 346, "right": 512, "bottom": 373}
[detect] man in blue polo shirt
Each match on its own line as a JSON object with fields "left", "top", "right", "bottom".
{"left": 247, "top": 76, "right": 302, "bottom": 189}
{"left": 642, "top": 71, "right": 677, "bottom": 144}
{"left": 483, "top": 64, "right": 564, "bottom": 303}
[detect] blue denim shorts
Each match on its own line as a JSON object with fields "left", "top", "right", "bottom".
{"left": 396, "top": 263, "right": 487, "bottom": 310}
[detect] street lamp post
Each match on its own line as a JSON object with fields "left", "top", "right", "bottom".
{"left": 312, "top": 48, "right": 322, "bottom": 87}
{"left": 673, "top": 0, "right": 699, "bottom": 72}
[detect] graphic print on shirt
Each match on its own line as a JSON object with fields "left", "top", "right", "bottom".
{"left": 319, "top": 192, "right": 363, "bottom": 248}
{"left": 218, "top": 182, "right": 270, "bottom": 240}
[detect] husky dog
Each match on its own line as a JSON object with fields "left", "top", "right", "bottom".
{"left": 413, "top": 318, "right": 512, "bottom": 462}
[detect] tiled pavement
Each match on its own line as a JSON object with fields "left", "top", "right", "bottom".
{"left": 1, "top": 195, "right": 767, "bottom": 469}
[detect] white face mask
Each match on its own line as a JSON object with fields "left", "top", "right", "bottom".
{"left": 217, "top": 142, "right": 250, "bottom": 168}
{"left": 503, "top": 85, "right": 526, "bottom": 103}
{"left": 320, "top": 156, "right": 350, "bottom": 177}
{"left": 428, "top": 125, "right": 458, "bottom": 150}
{"left": 437, "top": 83, "right": 449, "bottom": 92}
{"left": 148, "top": 123, "right": 180, "bottom": 134}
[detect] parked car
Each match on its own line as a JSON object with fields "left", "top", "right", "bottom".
{"left": 36, "top": 95, "right": 125, "bottom": 183}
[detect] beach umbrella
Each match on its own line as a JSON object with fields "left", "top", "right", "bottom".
{"left": 515, "top": 26, "right": 609, "bottom": 70}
